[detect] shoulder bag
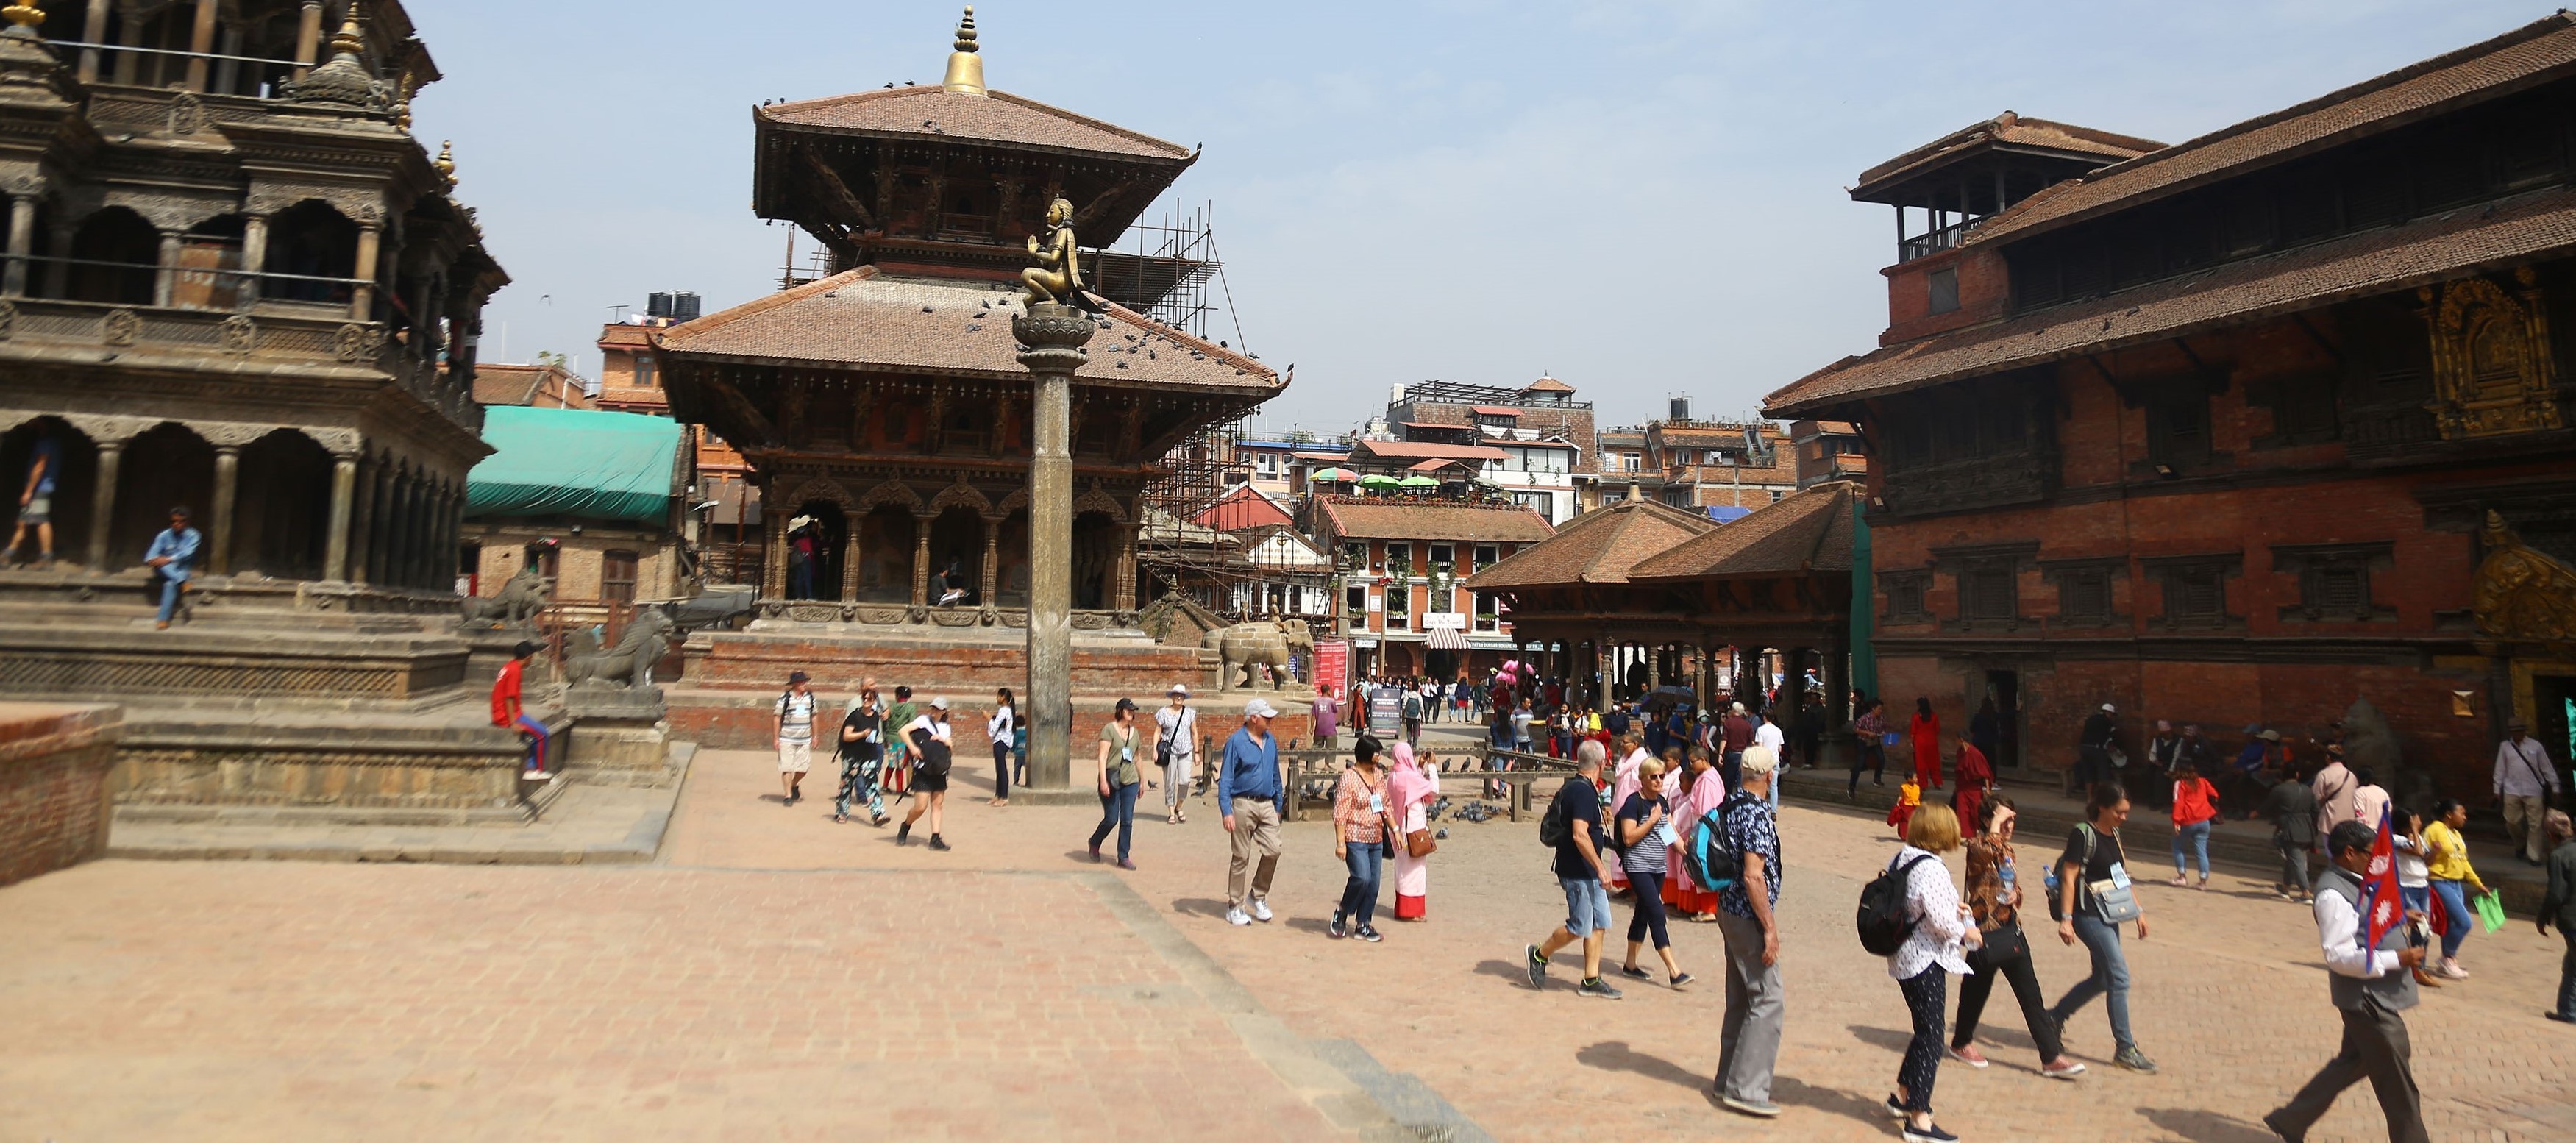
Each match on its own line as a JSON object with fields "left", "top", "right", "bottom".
{"left": 2085, "top": 827, "right": 2142, "bottom": 924}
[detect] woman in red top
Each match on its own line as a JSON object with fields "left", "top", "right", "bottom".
{"left": 2168, "top": 761, "right": 2221, "bottom": 889}
{"left": 1950, "top": 729, "right": 1993, "bottom": 843}
{"left": 1909, "top": 697, "right": 1943, "bottom": 790}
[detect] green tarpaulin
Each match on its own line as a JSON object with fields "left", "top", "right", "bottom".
{"left": 468, "top": 405, "right": 680, "bottom": 525}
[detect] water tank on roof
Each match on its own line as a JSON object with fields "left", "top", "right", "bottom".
{"left": 647, "top": 291, "right": 702, "bottom": 322}
{"left": 1670, "top": 396, "right": 1691, "bottom": 421}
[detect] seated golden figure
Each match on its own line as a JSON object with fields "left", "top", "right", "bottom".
{"left": 1021, "top": 196, "right": 1096, "bottom": 310}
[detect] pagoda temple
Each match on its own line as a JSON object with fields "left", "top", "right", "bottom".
{"left": 653, "top": 9, "right": 1290, "bottom": 747}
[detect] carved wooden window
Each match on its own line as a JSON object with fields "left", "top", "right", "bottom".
{"left": 1927, "top": 267, "right": 1960, "bottom": 315}
{"left": 2143, "top": 554, "right": 2244, "bottom": 630}
{"left": 944, "top": 408, "right": 986, "bottom": 454}
{"left": 1881, "top": 570, "right": 1932, "bottom": 626}
{"left": 602, "top": 550, "right": 638, "bottom": 602}
{"left": 2249, "top": 371, "right": 2339, "bottom": 446}
{"left": 1962, "top": 563, "right": 2018, "bottom": 624}
{"left": 2146, "top": 393, "right": 2211, "bottom": 468}
{"left": 2427, "top": 274, "right": 2566, "bottom": 439}
{"left": 2272, "top": 542, "right": 2396, "bottom": 624}
{"left": 2043, "top": 560, "right": 2123, "bottom": 628}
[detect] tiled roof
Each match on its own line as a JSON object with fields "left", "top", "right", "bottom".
{"left": 1629, "top": 483, "right": 1857, "bottom": 581}
{"left": 472, "top": 364, "right": 594, "bottom": 410}
{"left": 596, "top": 324, "right": 654, "bottom": 349}
{"left": 1348, "top": 439, "right": 1509, "bottom": 463}
{"left": 760, "top": 85, "right": 1193, "bottom": 161}
{"left": 1966, "top": 14, "right": 2576, "bottom": 248}
{"left": 1317, "top": 498, "right": 1556, "bottom": 544}
{"left": 1194, "top": 485, "right": 1292, "bottom": 532}
{"left": 1470, "top": 405, "right": 1523, "bottom": 416}
{"left": 652, "top": 267, "right": 1278, "bottom": 394}
{"left": 1854, "top": 112, "right": 2163, "bottom": 199}
{"left": 1767, "top": 184, "right": 2576, "bottom": 416}
{"left": 1521, "top": 376, "right": 1576, "bottom": 392}
{"left": 1463, "top": 498, "right": 1715, "bottom": 591}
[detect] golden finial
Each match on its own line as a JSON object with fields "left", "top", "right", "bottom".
{"left": 330, "top": 4, "right": 366, "bottom": 57}
{"left": 1, "top": 0, "right": 46, "bottom": 36}
{"left": 433, "top": 140, "right": 455, "bottom": 188}
{"left": 940, "top": 5, "right": 984, "bottom": 96}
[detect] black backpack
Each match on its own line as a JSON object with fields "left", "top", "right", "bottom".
{"left": 909, "top": 724, "right": 952, "bottom": 779}
{"left": 1538, "top": 779, "right": 1583, "bottom": 850}
{"left": 1857, "top": 852, "right": 1936, "bottom": 956}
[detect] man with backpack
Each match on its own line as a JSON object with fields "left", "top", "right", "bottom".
{"left": 1401, "top": 683, "right": 1425, "bottom": 749}
{"left": 1526, "top": 740, "right": 1620, "bottom": 1000}
{"left": 1710, "top": 745, "right": 1785, "bottom": 1117}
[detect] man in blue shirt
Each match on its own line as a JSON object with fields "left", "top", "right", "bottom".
{"left": 7, "top": 433, "right": 59, "bottom": 569}
{"left": 142, "top": 505, "right": 201, "bottom": 629}
{"left": 1219, "top": 697, "right": 1283, "bottom": 926}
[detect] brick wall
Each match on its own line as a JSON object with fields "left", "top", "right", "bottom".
{"left": 0, "top": 702, "right": 122, "bottom": 888}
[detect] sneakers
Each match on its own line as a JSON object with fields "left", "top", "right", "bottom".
{"left": 1115, "top": 857, "right": 1136, "bottom": 870}
{"left": 1225, "top": 907, "right": 1252, "bottom": 927}
{"left": 2438, "top": 959, "right": 2469, "bottom": 980}
{"left": 2040, "top": 1058, "right": 2087, "bottom": 1080}
{"left": 1525, "top": 944, "right": 1549, "bottom": 989}
{"left": 2545, "top": 1011, "right": 2576, "bottom": 1023}
{"left": 2113, "top": 1045, "right": 2158, "bottom": 1072}
{"left": 1576, "top": 977, "right": 1624, "bottom": 1000}
{"left": 2260, "top": 1111, "right": 2303, "bottom": 1142}
{"left": 1251, "top": 900, "right": 1274, "bottom": 922}
{"left": 1669, "top": 972, "right": 1695, "bottom": 990}
{"left": 1354, "top": 926, "right": 1384, "bottom": 943}
{"left": 927, "top": 835, "right": 950, "bottom": 852}
{"left": 1901, "top": 1122, "right": 1959, "bottom": 1143}
{"left": 1328, "top": 916, "right": 1348, "bottom": 940}
{"left": 1618, "top": 964, "right": 1655, "bottom": 980}
{"left": 896, "top": 822, "right": 911, "bottom": 844}
{"left": 1884, "top": 1094, "right": 1908, "bottom": 1119}
{"left": 1946, "top": 1044, "right": 1988, "bottom": 1069}
{"left": 1718, "top": 1095, "right": 1781, "bottom": 1118}
{"left": 1088, "top": 843, "right": 1102, "bottom": 863}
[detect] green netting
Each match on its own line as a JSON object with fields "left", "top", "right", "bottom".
{"left": 468, "top": 405, "right": 679, "bottom": 525}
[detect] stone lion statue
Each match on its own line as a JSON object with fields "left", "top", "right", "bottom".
{"left": 462, "top": 565, "right": 548, "bottom": 628}
{"left": 1203, "top": 619, "right": 1316, "bottom": 692}
{"left": 566, "top": 608, "right": 675, "bottom": 691}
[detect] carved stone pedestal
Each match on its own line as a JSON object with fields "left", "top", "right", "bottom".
{"left": 564, "top": 685, "right": 677, "bottom": 788}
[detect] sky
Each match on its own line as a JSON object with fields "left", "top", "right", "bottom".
{"left": 408, "top": 0, "right": 2545, "bottom": 435}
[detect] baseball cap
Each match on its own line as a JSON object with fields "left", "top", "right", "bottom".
{"left": 1244, "top": 697, "right": 1278, "bottom": 719}
{"left": 2100, "top": 703, "right": 2116, "bottom": 713}
{"left": 928, "top": 696, "right": 949, "bottom": 711}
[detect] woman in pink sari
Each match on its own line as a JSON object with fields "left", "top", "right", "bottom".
{"left": 1387, "top": 743, "right": 1440, "bottom": 919}
{"left": 1665, "top": 744, "right": 1729, "bottom": 921}
{"left": 1605, "top": 732, "right": 1651, "bottom": 893}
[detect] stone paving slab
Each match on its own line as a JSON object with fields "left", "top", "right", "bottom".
{"left": 102, "top": 772, "right": 685, "bottom": 866}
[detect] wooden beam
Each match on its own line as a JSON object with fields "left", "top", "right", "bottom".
{"left": 798, "top": 147, "right": 878, "bottom": 230}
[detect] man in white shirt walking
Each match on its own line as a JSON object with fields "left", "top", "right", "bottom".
{"left": 2263, "top": 821, "right": 2430, "bottom": 1143}
{"left": 1156, "top": 684, "right": 1199, "bottom": 824}
{"left": 2496, "top": 720, "right": 2560, "bottom": 864}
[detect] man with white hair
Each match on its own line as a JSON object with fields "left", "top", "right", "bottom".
{"left": 1527, "top": 739, "right": 1620, "bottom": 1000}
{"left": 1714, "top": 744, "right": 1786, "bottom": 1118}
{"left": 1220, "top": 697, "right": 1284, "bottom": 926}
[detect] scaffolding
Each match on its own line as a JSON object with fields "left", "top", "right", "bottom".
{"left": 1086, "top": 201, "right": 1224, "bottom": 341}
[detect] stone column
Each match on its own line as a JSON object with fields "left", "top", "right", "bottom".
{"left": 40, "top": 223, "right": 70, "bottom": 297}
{"left": 760, "top": 496, "right": 786, "bottom": 599}
{"left": 77, "top": 0, "right": 109, "bottom": 84}
{"left": 349, "top": 223, "right": 380, "bottom": 321}
{"left": 385, "top": 473, "right": 413, "bottom": 588}
{"left": 1821, "top": 625, "right": 1854, "bottom": 767}
{"left": 86, "top": 439, "right": 121, "bottom": 569}
{"left": 184, "top": 0, "right": 217, "bottom": 93}
{"left": 291, "top": 0, "right": 322, "bottom": 79}
{"left": 1595, "top": 635, "right": 1613, "bottom": 713}
{"left": 1112, "top": 521, "right": 1139, "bottom": 612}
{"left": 238, "top": 214, "right": 268, "bottom": 306}
{"left": 908, "top": 513, "right": 931, "bottom": 608}
{"left": 363, "top": 462, "right": 390, "bottom": 584}
{"left": 2, "top": 194, "right": 34, "bottom": 298}
{"left": 346, "top": 457, "right": 374, "bottom": 584}
{"left": 978, "top": 516, "right": 1000, "bottom": 607}
{"left": 1012, "top": 302, "right": 1093, "bottom": 797}
{"left": 208, "top": 444, "right": 240, "bottom": 574}
{"left": 154, "top": 230, "right": 180, "bottom": 307}
{"left": 322, "top": 455, "right": 357, "bottom": 581}
{"left": 839, "top": 521, "right": 861, "bottom": 602}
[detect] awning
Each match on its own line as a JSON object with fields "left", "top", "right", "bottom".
{"left": 1426, "top": 626, "right": 1469, "bottom": 649}
{"left": 469, "top": 405, "right": 681, "bottom": 525}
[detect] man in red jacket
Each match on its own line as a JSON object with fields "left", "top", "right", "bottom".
{"left": 492, "top": 640, "right": 549, "bottom": 778}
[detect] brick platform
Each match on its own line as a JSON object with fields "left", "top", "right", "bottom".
{"left": 0, "top": 702, "right": 122, "bottom": 887}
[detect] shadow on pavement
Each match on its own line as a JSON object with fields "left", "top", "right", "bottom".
{"left": 1471, "top": 958, "right": 1537, "bottom": 989}
{"left": 1575, "top": 1041, "right": 1702, "bottom": 1091}
{"left": 1284, "top": 916, "right": 1333, "bottom": 936}
{"left": 2137, "top": 1106, "right": 2280, "bottom": 1142}
{"left": 1169, "top": 897, "right": 1233, "bottom": 919}
{"left": 1771, "top": 1075, "right": 1896, "bottom": 1130}
{"left": 1846, "top": 1023, "right": 1915, "bottom": 1053}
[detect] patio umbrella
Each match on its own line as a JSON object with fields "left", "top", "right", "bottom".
{"left": 1396, "top": 474, "right": 1440, "bottom": 489}
{"left": 1355, "top": 474, "right": 1400, "bottom": 489}
{"left": 1312, "top": 466, "right": 1357, "bottom": 483}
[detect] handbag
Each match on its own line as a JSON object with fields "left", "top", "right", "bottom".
{"left": 1968, "top": 919, "right": 2028, "bottom": 970}
{"left": 1406, "top": 827, "right": 1437, "bottom": 858}
{"left": 2474, "top": 888, "right": 2507, "bottom": 933}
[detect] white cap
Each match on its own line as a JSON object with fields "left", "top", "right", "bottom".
{"left": 928, "top": 697, "right": 950, "bottom": 711}
{"left": 1244, "top": 697, "right": 1278, "bottom": 719}
{"left": 1740, "top": 745, "right": 1778, "bottom": 777}
{"left": 2101, "top": 703, "right": 2116, "bottom": 713}
{"left": 1168, "top": 683, "right": 1190, "bottom": 697}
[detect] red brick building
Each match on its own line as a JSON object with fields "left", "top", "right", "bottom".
{"left": 1767, "top": 16, "right": 2576, "bottom": 793}
{"left": 1305, "top": 496, "right": 1553, "bottom": 680}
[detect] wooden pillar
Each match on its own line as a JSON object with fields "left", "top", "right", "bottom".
{"left": 111, "top": 10, "right": 140, "bottom": 85}
{"left": 85, "top": 440, "right": 121, "bottom": 569}
{"left": 77, "top": 0, "right": 108, "bottom": 83}
{"left": 349, "top": 223, "right": 380, "bottom": 321}
{"left": 322, "top": 455, "right": 357, "bottom": 582}
{"left": 40, "top": 224, "right": 70, "bottom": 298}
{"left": 1112, "top": 521, "right": 1137, "bottom": 611}
{"left": 2, "top": 194, "right": 34, "bottom": 298}
{"left": 291, "top": 0, "right": 323, "bottom": 79}
{"left": 184, "top": 0, "right": 218, "bottom": 93}
{"left": 1594, "top": 635, "right": 1612, "bottom": 713}
{"left": 207, "top": 444, "right": 239, "bottom": 574}
{"left": 238, "top": 215, "right": 268, "bottom": 306}
{"left": 154, "top": 230, "right": 179, "bottom": 308}
{"left": 978, "top": 516, "right": 1000, "bottom": 606}
{"left": 760, "top": 496, "right": 786, "bottom": 599}
{"left": 838, "top": 518, "right": 861, "bottom": 603}
{"left": 908, "top": 513, "right": 931, "bottom": 608}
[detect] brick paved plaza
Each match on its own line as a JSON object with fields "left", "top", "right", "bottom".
{"left": 4, "top": 748, "right": 2573, "bottom": 1142}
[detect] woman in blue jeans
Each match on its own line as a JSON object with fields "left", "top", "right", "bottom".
{"left": 1089, "top": 699, "right": 1144, "bottom": 869}
{"left": 1331, "top": 735, "right": 1394, "bottom": 941}
{"left": 2048, "top": 781, "right": 2159, "bottom": 1074}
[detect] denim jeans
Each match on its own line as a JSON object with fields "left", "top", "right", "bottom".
{"left": 2430, "top": 878, "right": 2474, "bottom": 959}
{"left": 151, "top": 570, "right": 185, "bottom": 624}
{"left": 1561, "top": 875, "right": 1611, "bottom": 935}
{"left": 1089, "top": 780, "right": 1139, "bottom": 861}
{"left": 2049, "top": 912, "right": 2135, "bottom": 1050}
{"left": 510, "top": 713, "right": 548, "bottom": 773}
{"left": 1337, "top": 841, "right": 1384, "bottom": 927}
{"left": 2173, "top": 821, "right": 2212, "bottom": 880}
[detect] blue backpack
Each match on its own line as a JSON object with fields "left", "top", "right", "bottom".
{"left": 1682, "top": 793, "right": 1755, "bottom": 892}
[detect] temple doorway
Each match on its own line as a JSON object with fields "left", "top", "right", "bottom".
{"left": 784, "top": 502, "right": 844, "bottom": 601}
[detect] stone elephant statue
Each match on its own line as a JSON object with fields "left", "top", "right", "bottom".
{"left": 1203, "top": 619, "right": 1315, "bottom": 691}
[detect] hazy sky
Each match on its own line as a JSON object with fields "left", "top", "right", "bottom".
{"left": 409, "top": 0, "right": 2541, "bottom": 434}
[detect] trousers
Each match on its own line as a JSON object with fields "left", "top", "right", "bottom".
{"left": 1089, "top": 781, "right": 1139, "bottom": 861}
{"left": 1226, "top": 797, "right": 1282, "bottom": 905}
{"left": 2049, "top": 913, "right": 2135, "bottom": 1050}
{"left": 1954, "top": 944, "right": 2063, "bottom": 1062}
{"left": 1626, "top": 869, "right": 1670, "bottom": 950}
{"left": 1336, "top": 841, "right": 1384, "bottom": 927}
{"left": 1896, "top": 968, "right": 1948, "bottom": 1114}
{"left": 1712, "top": 910, "right": 1784, "bottom": 1104}
{"left": 2280, "top": 841, "right": 2315, "bottom": 894}
{"left": 992, "top": 741, "right": 1011, "bottom": 801}
{"left": 2174, "top": 820, "right": 2213, "bottom": 879}
{"left": 835, "top": 749, "right": 883, "bottom": 819}
{"left": 2502, "top": 794, "right": 2550, "bottom": 863}
{"left": 2267, "top": 997, "right": 2428, "bottom": 1143}
{"left": 2557, "top": 928, "right": 2576, "bottom": 1020}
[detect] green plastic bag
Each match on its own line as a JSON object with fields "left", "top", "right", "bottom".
{"left": 2474, "top": 889, "right": 2507, "bottom": 934}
